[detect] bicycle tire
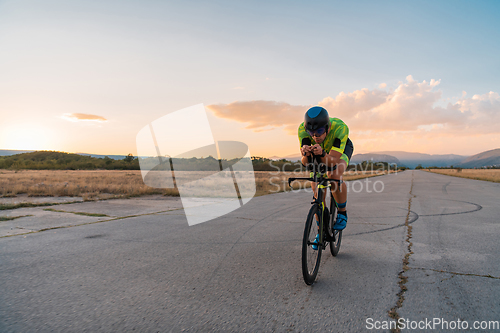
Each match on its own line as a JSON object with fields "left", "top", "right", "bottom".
{"left": 302, "top": 204, "right": 322, "bottom": 285}
{"left": 329, "top": 200, "right": 342, "bottom": 256}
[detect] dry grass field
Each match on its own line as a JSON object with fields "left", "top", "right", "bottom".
{"left": 426, "top": 169, "right": 500, "bottom": 183}
{"left": 0, "top": 170, "right": 174, "bottom": 200}
{"left": 0, "top": 169, "right": 395, "bottom": 201}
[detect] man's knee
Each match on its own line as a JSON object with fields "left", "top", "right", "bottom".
{"left": 330, "top": 163, "right": 347, "bottom": 179}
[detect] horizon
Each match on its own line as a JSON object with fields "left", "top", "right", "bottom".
{"left": 1, "top": 1, "right": 499, "bottom": 157}
{"left": 2, "top": 147, "right": 499, "bottom": 160}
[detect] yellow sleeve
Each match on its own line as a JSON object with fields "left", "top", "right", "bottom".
{"left": 329, "top": 122, "right": 349, "bottom": 154}
{"left": 298, "top": 122, "right": 311, "bottom": 148}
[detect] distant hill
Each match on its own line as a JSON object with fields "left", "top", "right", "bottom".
{"left": 0, "top": 149, "right": 126, "bottom": 160}
{"left": 457, "top": 148, "right": 500, "bottom": 168}
{"left": 0, "top": 149, "right": 35, "bottom": 156}
{"left": 350, "top": 153, "right": 401, "bottom": 165}
{"left": 0, "top": 151, "right": 138, "bottom": 170}
{"left": 0, "top": 150, "right": 295, "bottom": 172}
{"left": 77, "top": 153, "right": 127, "bottom": 160}
{"left": 282, "top": 154, "right": 302, "bottom": 162}
{"left": 373, "top": 151, "right": 468, "bottom": 168}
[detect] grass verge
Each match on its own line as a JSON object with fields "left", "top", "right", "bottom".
{"left": 0, "top": 202, "right": 59, "bottom": 210}
{"left": 0, "top": 215, "right": 33, "bottom": 221}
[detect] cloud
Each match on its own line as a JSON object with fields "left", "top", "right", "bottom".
{"left": 207, "top": 100, "right": 308, "bottom": 134}
{"left": 62, "top": 113, "right": 108, "bottom": 122}
{"left": 320, "top": 75, "right": 470, "bottom": 132}
{"left": 452, "top": 91, "right": 500, "bottom": 134}
{"left": 207, "top": 76, "right": 500, "bottom": 139}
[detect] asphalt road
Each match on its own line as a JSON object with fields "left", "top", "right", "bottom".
{"left": 1, "top": 170, "right": 499, "bottom": 332}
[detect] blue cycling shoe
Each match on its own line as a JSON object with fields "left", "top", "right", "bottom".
{"left": 333, "top": 212, "right": 347, "bottom": 230}
{"left": 311, "top": 234, "right": 320, "bottom": 250}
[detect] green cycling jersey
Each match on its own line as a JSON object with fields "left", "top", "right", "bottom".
{"left": 298, "top": 117, "right": 350, "bottom": 164}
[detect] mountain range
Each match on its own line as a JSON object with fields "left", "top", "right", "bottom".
{"left": 458, "top": 148, "right": 500, "bottom": 168}
{"left": 279, "top": 148, "right": 500, "bottom": 169}
{"left": 361, "top": 151, "right": 468, "bottom": 169}
{"left": 350, "top": 153, "right": 401, "bottom": 165}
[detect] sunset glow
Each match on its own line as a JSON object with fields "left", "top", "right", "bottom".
{"left": 1, "top": 124, "right": 56, "bottom": 151}
{"left": 0, "top": 1, "right": 499, "bottom": 157}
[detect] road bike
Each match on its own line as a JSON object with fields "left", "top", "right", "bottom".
{"left": 288, "top": 172, "right": 342, "bottom": 285}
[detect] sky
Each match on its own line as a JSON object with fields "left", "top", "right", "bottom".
{"left": 0, "top": 0, "right": 499, "bottom": 158}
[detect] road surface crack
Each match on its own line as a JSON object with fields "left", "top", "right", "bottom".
{"left": 410, "top": 267, "right": 500, "bottom": 280}
{"left": 388, "top": 172, "right": 415, "bottom": 332}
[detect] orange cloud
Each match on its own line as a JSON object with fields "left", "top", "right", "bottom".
{"left": 207, "top": 100, "right": 308, "bottom": 134}
{"left": 62, "top": 113, "right": 108, "bottom": 122}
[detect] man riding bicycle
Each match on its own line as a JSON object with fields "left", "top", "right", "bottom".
{"left": 298, "top": 106, "right": 354, "bottom": 232}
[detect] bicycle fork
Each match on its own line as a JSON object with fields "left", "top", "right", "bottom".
{"left": 314, "top": 184, "right": 332, "bottom": 250}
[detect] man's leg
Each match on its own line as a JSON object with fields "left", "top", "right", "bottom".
{"left": 328, "top": 160, "right": 348, "bottom": 229}
{"left": 311, "top": 181, "right": 317, "bottom": 199}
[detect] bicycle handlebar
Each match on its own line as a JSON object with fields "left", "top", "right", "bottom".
{"left": 288, "top": 177, "right": 342, "bottom": 187}
{"left": 291, "top": 151, "right": 343, "bottom": 187}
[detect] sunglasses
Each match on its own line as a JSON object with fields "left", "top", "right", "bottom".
{"left": 307, "top": 127, "right": 327, "bottom": 137}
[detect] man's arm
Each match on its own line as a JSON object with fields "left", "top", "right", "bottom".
{"left": 318, "top": 120, "right": 349, "bottom": 166}
{"left": 298, "top": 126, "right": 313, "bottom": 166}
{"left": 311, "top": 145, "right": 342, "bottom": 166}
{"left": 324, "top": 150, "right": 342, "bottom": 166}
{"left": 301, "top": 145, "right": 312, "bottom": 166}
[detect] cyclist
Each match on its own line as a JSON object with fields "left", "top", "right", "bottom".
{"left": 298, "top": 106, "right": 354, "bottom": 236}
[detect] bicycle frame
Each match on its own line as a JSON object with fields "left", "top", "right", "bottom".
{"left": 288, "top": 174, "right": 342, "bottom": 249}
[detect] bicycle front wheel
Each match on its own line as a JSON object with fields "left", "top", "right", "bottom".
{"left": 302, "top": 204, "right": 322, "bottom": 285}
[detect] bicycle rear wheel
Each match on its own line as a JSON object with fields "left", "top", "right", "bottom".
{"left": 302, "top": 204, "right": 322, "bottom": 285}
{"left": 329, "top": 201, "right": 342, "bottom": 256}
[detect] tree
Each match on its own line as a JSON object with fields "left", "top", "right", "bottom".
{"left": 124, "top": 153, "right": 134, "bottom": 163}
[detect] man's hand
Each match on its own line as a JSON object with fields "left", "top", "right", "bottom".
{"left": 301, "top": 145, "right": 312, "bottom": 156}
{"left": 311, "top": 144, "right": 324, "bottom": 156}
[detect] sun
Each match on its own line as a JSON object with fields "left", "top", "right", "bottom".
{"left": 0, "top": 124, "right": 56, "bottom": 151}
